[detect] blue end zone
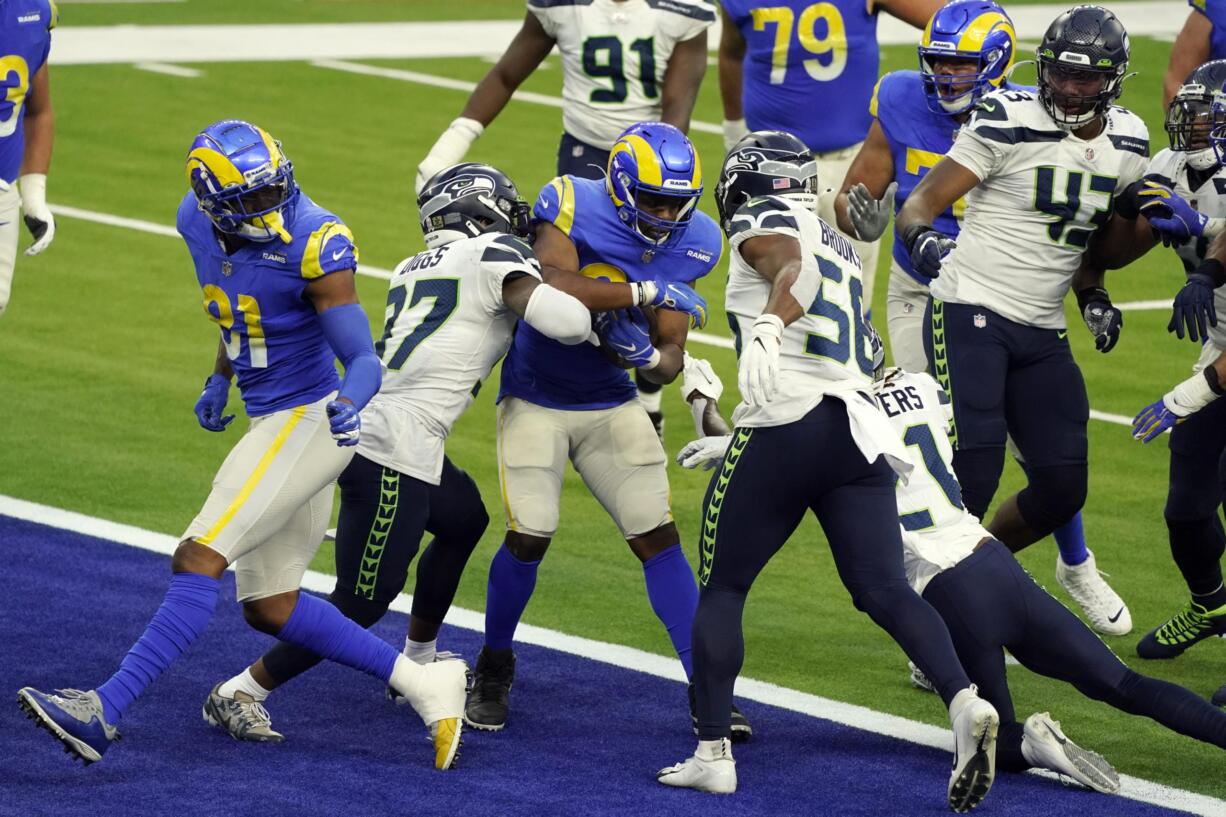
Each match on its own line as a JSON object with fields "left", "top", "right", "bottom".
{"left": 0, "top": 515, "right": 1197, "bottom": 817}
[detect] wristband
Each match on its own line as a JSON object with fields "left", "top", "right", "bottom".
{"left": 1205, "top": 364, "right": 1225, "bottom": 396}
{"left": 1166, "top": 368, "right": 1220, "bottom": 415}
{"left": 1193, "top": 258, "right": 1226, "bottom": 288}
{"left": 1075, "top": 286, "right": 1110, "bottom": 312}
{"left": 901, "top": 223, "right": 934, "bottom": 253}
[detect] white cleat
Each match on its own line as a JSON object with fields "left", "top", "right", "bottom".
{"left": 394, "top": 657, "right": 468, "bottom": 770}
{"left": 1022, "top": 712, "right": 1119, "bottom": 794}
{"left": 657, "top": 739, "right": 737, "bottom": 794}
{"left": 948, "top": 686, "right": 999, "bottom": 813}
{"left": 1057, "top": 549, "right": 1132, "bottom": 636}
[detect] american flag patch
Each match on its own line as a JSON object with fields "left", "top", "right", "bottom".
{"left": 772, "top": 177, "right": 789, "bottom": 189}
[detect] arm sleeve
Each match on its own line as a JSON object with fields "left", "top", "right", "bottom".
{"left": 318, "top": 303, "right": 382, "bottom": 411}
{"left": 523, "top": 284, "right": 592, "bottom": 346}
{"left": 301, "top": 221, "right": 359, "bottom": 280}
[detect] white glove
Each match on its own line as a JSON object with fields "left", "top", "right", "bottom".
{"left": 415, "top": 117, "right": 484, "bottom": 195}
{"left": 677, "top": 435, "right": 732, "bottom": 470}
{"left": 846, "top": 181, "right": 897, "bottom": 242}
{"left": 722, "top": 118, "right": 749, "bottom": 153}
{"left": 19, "top": 173, "right": 55, "bottom": 256}
{"left": 682, "top": 352, "right": 723, "bottom": 403}
{"left": 739, "top": 314, "right": 783, "bottom": 407}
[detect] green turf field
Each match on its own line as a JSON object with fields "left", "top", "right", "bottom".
{"left": 3, "top": 4, "right": 1224, "bottom": 801}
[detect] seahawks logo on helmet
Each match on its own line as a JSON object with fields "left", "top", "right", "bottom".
{"left": 417, "top": 163, "right": 532, "bottom": 250}
{"left": 715, "top": 131, "right": 818, "bottom": 235}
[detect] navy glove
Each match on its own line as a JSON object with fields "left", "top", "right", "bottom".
{"left": 1132, "top": 398, "right": 1182, "bottom": 443}
{"left": 903, "top": 225, "right": 955, "bottom": 279}
{"left": 1169, "top": 273, "right": 1219, "bottom": 342}
{"left": 326, "top": 400, "right": 361, "bottom": 446}
{"left": 599, "top": 308, "right": 661, "bottom": 369}
{"left": 194, "top": 373, "right": 234, "bottom": 432}
{"left": 1075, "top": 287, "right": 1123, "bottom": 353}
{"left": 1138, "top": 181, "right": 1209, "bottom": 246}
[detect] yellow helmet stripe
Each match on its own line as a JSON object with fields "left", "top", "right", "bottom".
{"left": 613, "top": 134, "right": 664, "bottom": 187}
{"left": 690, "top": 149, "right": 702, "bottom": 190}
{"left": 921, "top": 13, "right": 936, "bottom": 48}
{"left": 956, "top": 11, "right": 1012, "bottom": 53}
{"left": 186, "top": 146, "right": 246, "bottom": 189}
{"left": 255, "top": 126, "right": 286, "bottom": 168}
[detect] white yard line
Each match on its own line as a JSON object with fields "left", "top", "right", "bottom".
{"left": 133, "top": 62, "right": 202, "bottom": 78}
{"left": 1, "top": 494, "right": 1220, "bottom": 816}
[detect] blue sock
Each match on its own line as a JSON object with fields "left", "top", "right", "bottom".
{"left": 1055, "top": 512, "right": 1089, "bottom": 566}
{"left": 277, "top": 592, "right": 399, "bottom": 683}
{"left": 485, "top": 543, "right": 540, "bottom": 652}
{"left": 96, "top": 572, "right": 220, "bottom": 724}
{"left": 642, "top": 544, "right": 699, "bottom": 678}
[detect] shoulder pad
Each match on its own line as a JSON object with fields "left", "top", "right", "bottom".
{"left": 729, "top": 196, "right": 800, "bottom": 240}
{"left": 299, "top": 220, "right": 358, "bottom": 280}
{"left": 968, "top": 91, "right": 1065, "bottom": 146}
{"left": 481, "top": 233, "right": 538, "bottom": 266}
{"left": 533, "top": 176, "right": 578, "bottom": 237}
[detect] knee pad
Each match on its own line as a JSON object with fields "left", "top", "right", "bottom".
{"left": 1016, "top": 464, "right": 1086, "bottom": 536}
{"left": 952, "top": 447, "right": 1005, "bottom": 521}
{"left": 327, "top": 587, "right": 390, "bottom": 629}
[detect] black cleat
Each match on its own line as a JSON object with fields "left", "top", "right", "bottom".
{"left": 647, "top": 410, "right": 666, "bottom": 443}
{"left": 688, "top": 684, "right": 753, "bottom": 743}
{"left": 464, "top": 646, "right": 515, "bottom": 731}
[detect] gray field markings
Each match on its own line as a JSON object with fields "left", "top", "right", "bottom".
{"left": 1, "top": 493, "right": 1220, "bottom": 816}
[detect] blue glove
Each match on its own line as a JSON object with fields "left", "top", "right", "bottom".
{"left": 644, "top": 281, "right": 708, "bottom": 329}
{"left": 326, "top": 399, "right": 361, "bottom": 446}
{"left": 194, "top": 373, "right": 234, "bottom": 432}
{"left": 1138, "top": 181, "right": 1209, "bottom": 246}
{"left": 904, "top": 226, "right": 956, "bottom": 279}
{"left": 1132, "top": 398, "right": 1182, "bottom": 443}
{"left": 599, "top": 308, "right": 660, "bottom": 368}
{"left": 1168, "top": 273, "right": 1218, "bottom": 342}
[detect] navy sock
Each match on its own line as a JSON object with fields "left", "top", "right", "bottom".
{"left": 484, "top": 543, "right": 539, "bottom": 652}
{"left": 1054, "top": 512, "right": 1089, "bottom": 566}
{"left": 96, "top": 572, "right": 220, "bottom": 723}
{"left": 277, "top": 592, "right": 399, "bottom": 683}
{"left": 642, "top": 544, "right": 699, "bottom": 678}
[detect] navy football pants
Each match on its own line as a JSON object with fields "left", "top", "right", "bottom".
{"left": 923, "top": 540, "right": 1226, "bottom": 770}
{"left": 691, "top": 399, "right": 973, "bottom": 740}
{"left": 1164, "top": 396, "right": 1226, "bottom": 597}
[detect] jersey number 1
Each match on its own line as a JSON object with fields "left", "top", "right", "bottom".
{"left": 376, "top": 278, "right": 460, "bottom": 372}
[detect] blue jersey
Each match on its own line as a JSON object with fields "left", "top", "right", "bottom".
{"left": 723, "top": 0, "right": 878, "bottom": 153}
{"left": 1191, "top": 0, "right": 1226, "bottom": 59}
{"left": 0, "top": 0, "right": 55, "bottom": 184}
{"left": 177, "top": 192, "right": 359, "bottom": 417}
{"left": 499, "top": 175, "right": 722, "bottom": 410}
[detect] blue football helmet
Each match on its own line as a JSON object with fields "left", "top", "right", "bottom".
{"left": 606, "top": 122, "right": 703, "bottom": 248}
{"left": 185, "top": 120, "right": 298, "bottom": 243}
{"left": 918, "top": 0, "right": 1016, "bottom": 115}
{"left": 417, "top": 162, "right": 532, "bottom": 250}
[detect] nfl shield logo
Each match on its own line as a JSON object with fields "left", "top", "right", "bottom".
{"left": 222, "top": 260, "right": 233, "bottom": 277}
{"left": 1085, "top": 148, "right": 1095, "bottom": 161}
{"left": 973, "top": 313, "right": 987, "bottom": 329}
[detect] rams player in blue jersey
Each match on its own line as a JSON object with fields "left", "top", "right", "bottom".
{"left": 0, "top": 0, "right": 57, "bottom": 318}
{"left": 17, "top": 120, "right": 469, "bottom": 769}
{"left": 833, "top": 1, "right": 1130, "bottom": 636}
{"left": 718, "top": 0, "right": 943, "bottom": 308}
{"left": 1165, "top": 0, "right": 1226, "bottom": 105}
{"left": 465, "top": 122, "right": 751, "bottom": 738}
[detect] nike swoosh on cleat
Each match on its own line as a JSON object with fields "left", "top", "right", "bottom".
{"left": 1108, "top": 608, "right": 1124, "bottom": 623}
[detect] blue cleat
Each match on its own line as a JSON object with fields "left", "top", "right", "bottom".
{"left": 18, "top": 687, "right": 120, "bottom": 764}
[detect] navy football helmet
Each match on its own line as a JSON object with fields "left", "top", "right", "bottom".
{"left": 418, "top": 162, "right": 532, "bottom": 249}
{"left": 1035, "top": 5, "right": 1130, "bottom": 130}
{"left": 714, "top": 131, "right": 818, "bottom": 234}
{"left": 1168, "top": 60, "right": 1226, "bottom": 170}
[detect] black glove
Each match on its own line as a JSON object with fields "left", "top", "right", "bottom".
{"left": 1076, "top": 287, "right": 1123, "bottom": 353}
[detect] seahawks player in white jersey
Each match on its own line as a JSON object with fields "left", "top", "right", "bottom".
{"left": 894, "top": 6, "right": 1162, "bottom": 616}
{"left": 201, "top": 164, "right": 595, "bottom": 762}
{"left": 657, "top": 131, "right": 1000, "bottom": 813}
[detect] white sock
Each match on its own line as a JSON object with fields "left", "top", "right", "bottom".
{"left": 406, "top": 637, "right": 437, "bottom": 665}
{"left": 218, "top": 668, "right": 272, "bottom": 702}
{"left": 638, "top": 388, "right": 662, "bottom": 413}
{"left": 948, "top": 685, "right": 978, "bottom": 722}
{"left": 696, "top": 738, "right": 731, "bottom": 761}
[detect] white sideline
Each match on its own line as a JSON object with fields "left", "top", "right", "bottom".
{"left": 0, "top": 493, "right": 1220, "bottom": 816}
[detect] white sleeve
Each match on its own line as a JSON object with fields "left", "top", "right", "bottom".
{"left": 664, "top": 2, "right": 717, "bottom": 43}
{"left": 526, "top": 2, "right": 559, "bottom": 38}
{"left": 480, "top": 235, "right": 543, "bottom": 314}
{"left": 945, "top": 130, "right": 1003, "bottom": 182}
{"left": 727, "top": 197, "right": 802, "bottom": 253}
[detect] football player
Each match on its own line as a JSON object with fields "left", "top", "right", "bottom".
{"left": 1164, "top": 0, "right": 1226, "bottom": 105}
{"left": 718, "top": 0, "right": 943, "bottom": 307}
{"left": 0, "top": 0, "right": 57, "bottom": 318}
{"left": 657, "top": 131, "right": 1000, "bottom": 813}
{"left": 893, "top": 7, "right": 1158, "bottom": 576}
{"left": 17, "top": 121, "right": 467, "bottom": 768}
{"left": 464, "top": 122, "right": 752, "bottom": 738}
{"left": 681, "top": 365, "right": 1226, "bottom": 797}
{"left": 201, "top": 163, "right": 601, "bottom": 759}
{"left": 1122, "top": 62, "right": 1226, "bottom": 661}
{"left": 838, "top": 0, "right": 1129, "bottom": 636}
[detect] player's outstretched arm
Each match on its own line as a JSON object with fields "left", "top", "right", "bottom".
{"left": 307, "top": 270, "right": 381, "bottom": 446}
{"left": 875, "top": 0, "right": 945, "bottom": 29}
{"left": 415, "top": 13, "right": 555, "bottom": 192}
{"left": 20, "top": 63, "right": 55, "bottom": 256}
{"left": 660, "top": 30, "right": 708, "bottom": 135}
{"left": 835, "top": 121, "right": 897, "bottom": 242}
{"left": 1165, "top": 11, "right": 1212, "bottom": 108}
{"left": 895, "top": 157, "right": 977, "bottom": 279}
{"left": 502, "top": 273, "right": 592, "bottom": 346}
{"left": 717, "top": 7, "right": 748, "bottom": 152}
{"left": 736, "top": 232, "right": 807, "bottom": 405}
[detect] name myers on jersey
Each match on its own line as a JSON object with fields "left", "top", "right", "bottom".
{"left": 874, "top": 384, "right": 926, "bottom": 418}
{"left": 820, "top": 221, "right": 861, "bottom": 268}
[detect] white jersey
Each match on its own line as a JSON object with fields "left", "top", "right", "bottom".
{"left": 935, "top": 89, "right": 1149, "bottom": 329}
{"left": 872, "top": 370, "right": 989, "bottom": 595}
{"left": 358, "top": 233, "right": 541, "bottom": 485}
{"left": 1147, "top": 148, "right": 1226, "bottom": 351}
{"left": 528, "top": 0, "right": 715, "bottom": 149}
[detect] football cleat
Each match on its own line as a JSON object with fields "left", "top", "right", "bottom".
{"left": 202, "top": 683, "right": 284, "bottom": 743}
{"left": 948, "top": 686, "right": 999, "bottom": 813}
{"left": 688, "top": 684, "right": 753, "bottom": 743}
{"left": 1021, "top": 712, "right": 1119, "bottom": 793}
{"left": 465, "top": 646, "right": 515, "bottom": 731}
{"left": 656, "top": 739, "right": 737, "bottom": 794}
{"left": 908, "top": 661, "right": 937, "bottom": 694}
{"left": 430, "top": 714, "right": 464, "bottom": 771}
{"left": 387, "top": 651, "right": 467, "bottom": 707}
{"left": 647, "top": 410, "right": 666, "bottom": 443}
{"left": 18, "top": 687, "right": 120, "bottom": 764}
{"left": 1136, "top": 599, "right": 1226, "bottom": 659}
{"left": 1056, "top": 550, "right": 1132, "bottom": 636}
